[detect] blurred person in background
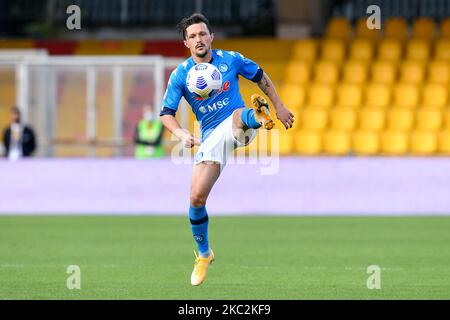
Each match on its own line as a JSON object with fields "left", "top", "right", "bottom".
{"left": 134, "top": 104, "right": 165, "bottom": 159}
{"left": 2, "top": 106, "right": 37, "bottom": 160}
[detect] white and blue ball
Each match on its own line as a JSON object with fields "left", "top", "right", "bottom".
{"left": 186, "top": 63, "right": 222, "bottom": 99}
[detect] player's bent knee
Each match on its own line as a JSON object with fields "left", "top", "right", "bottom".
{"left": 190, "top": 193, "right": 207, "bottom": 207}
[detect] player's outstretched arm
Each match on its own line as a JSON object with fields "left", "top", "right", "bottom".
{"left": 160, "top": 114, "right": 200, "bottom": 148}
{"left": 257, "top": 72, "right": 294, "bottom": 129}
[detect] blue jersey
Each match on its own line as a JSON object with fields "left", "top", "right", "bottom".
{"left": 162, "top": 49, "right": 263, "bottom": 141}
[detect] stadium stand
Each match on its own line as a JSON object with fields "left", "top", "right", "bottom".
{"left": 2, "top": 8, "right": 450, "bottom": 157}
{"left": 277, "top": 14, "right": 450, "bottom": 156}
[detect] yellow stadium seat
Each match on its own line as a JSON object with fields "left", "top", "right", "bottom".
{"left": 410, "top": 130, "right": 437, "bottom": 155}
{"left": 427, "top": 60, "right": 450, "bottom": 84}
{"left": 438, "top": 129, "right": 450, "bottom": 154}
{"left": 365, "top": 83, "right": 391, "bottom": 108}
{"left": 359, "top": 107, "right": 386, "bottom": 131}
{"left": 405, "top": 39, "right": 431, "bottom": 61}
{"left": 371, "top": 61, "right": 397, "bottom": 84}
{"left": 295, "top": 130, "right": 322, "bottom": 155}
{"left": 399, "top": 61, "right": 425, "bottom": 84}
{"left": 277, "top": 133, "right": 294, "bottom": 155}
{"left": 415, "top": 108, "right": 443, "bottom": 131}
{"left": 355, "top": 17, "right": 380, "bottom": 39}
{"left": 387, "top": 107, "right": 415, "bottom": 131}
{"left": 300, "top": 108, "right": 328, "bottom": 130}
{"left": 349, "top": 38, "right": 374, "bottom": 61}
{"left": 377, "top": 39, "right": 403, "bottom": 62}
{"left": 307, "top": 83, "right": 335, "bottom": 108}
{"left": 280, "top": 83, "right": 306, "bottom": 109}
{"left": 381, "top": 130, "right": 409, "bottom": 155}
{"left": 336, "top": 83, "right": 363, "bottom": 108}
{"left": 422, "top": 83, "right": 448, "bottom": 109}
{"left": 314, "top": 60, "right": 340, "bottom": 84}
{"left": 321, "top": 39, "right": 346, "bottom": 62}
{"left": 384, "top": 17, "right": 409, "bottom": 39}
{"left": 279, "top": 134, "right": 294, "bottom": 156}
{"left": 434, "top": 39, "right": 450, "bottom": 61}
{"left": 285, "top": 61, "right": 311, "bottom": 84}
{"left": 412, "top": 18, "right": 436, "bottom": 38}
{"left": 352, "top": 129, "right": 380, "bottom": 155}
{"left": 441, "top": 18, "right": 450, "bottom": 38}
{"left": 323, "top": 130, "right": 351, "bottom": 155}
{"left": 445, "top": 109, "right": 450, "bottom": 128}
{"left": 393, "top": 84, "right": 420, "bottom": 109}
{"left": 330, "top": 107, "right": 357, "bottom": 131}
{"left": 325, "top": 17, "right": 352, "bottom": 39}
{"left": 342, "top": 60, "right": 368, "bottom": 84}
{"left": 292, "top": 40, "right": 318, "bottom": 62}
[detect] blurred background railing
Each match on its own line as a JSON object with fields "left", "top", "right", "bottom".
{"left": 0, "top": 52, "right": 184, "bottom": 157}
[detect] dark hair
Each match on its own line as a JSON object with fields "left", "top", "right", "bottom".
{"left": 176, "top": 13, "right": 212, "bottom": 40}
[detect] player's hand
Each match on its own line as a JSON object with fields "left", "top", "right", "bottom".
{"left": 276, "top": 104, "right": 295, "bottom": 129}
{"left": 182, "top": 132, "right": 201, "bottom": 148}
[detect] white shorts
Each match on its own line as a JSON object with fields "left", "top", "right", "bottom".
{"left": 194, "top": 110, "right": 257, "bottom": 171}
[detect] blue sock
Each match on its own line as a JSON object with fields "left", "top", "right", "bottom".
{"left": 241, "top": 108, "right": 262, "bottom": 129}
{"left": 189, "top": 205, "right": 210, "bottom": 258}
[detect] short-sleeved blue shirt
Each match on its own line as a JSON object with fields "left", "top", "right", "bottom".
{"left": 162, "top": 49, "right": 263, "bottom": 141}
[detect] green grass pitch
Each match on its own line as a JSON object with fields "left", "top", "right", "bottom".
{"left": 0, "top": 216, "right": 449, "bottom": 299}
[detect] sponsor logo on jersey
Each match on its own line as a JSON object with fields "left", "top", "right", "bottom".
{"left": 199, "top": 98, "right": 230, "bottom": 113}
{"left": 218, "top": 80, "right": 231, "bottom": 94}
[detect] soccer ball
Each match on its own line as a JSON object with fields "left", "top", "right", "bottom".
{"left": 186, "top": 63, "right": 222, "bottom": 99}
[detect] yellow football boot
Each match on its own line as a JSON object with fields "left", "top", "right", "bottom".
{"left": 191, "top": 250, "right": 215, "bottom": 286}
{"left": 251, "top": 94, "right": 275, "bottom": 130}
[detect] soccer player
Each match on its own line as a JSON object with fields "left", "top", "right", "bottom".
{"left": 160, "top": 13, "right": 294, "bottom": 286}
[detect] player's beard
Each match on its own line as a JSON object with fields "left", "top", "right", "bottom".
{"left": 195, "top": 46, "right": 209, "bottom": 58}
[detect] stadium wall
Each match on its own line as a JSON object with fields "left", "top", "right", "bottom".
{"left": 1, "top": 158, "right": 449, "bottom": 215}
